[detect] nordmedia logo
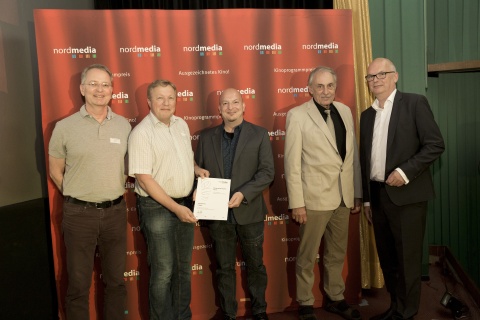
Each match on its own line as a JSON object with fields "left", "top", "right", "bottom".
{"left": 244, "top": 42, "right": 282, "bottom": 55}
{"left": 111, "top": 91, "right": 130, "bottom": 104}
{"left": 277, "top": 86, "right": 310, "bottom": 99}
{"left": 119, "top": 45, "right": 161, "bottom": 58}
{"left": 53, "top": 46, "right": 97, "bottom": 59}
{"left": 268, "top": 129, "right": 285, "bottom": 141}
{"left": 216, "top": 87, "right": 256, "bottom": 100}
{"left": 183, "top": 44, "right": 223, "bottom": 56}
{"left": 123, "top": 269, "right": 140, "bottom": 281}
{"left": 236, "top": 260, "right": 247, "bottom": 270}
{"left": 192, "top": 263, "right": 204, "bottom": 275}
{"left": 177, "top": 89, "right": 194, "bottom": 102}
{"left": 264, "top": 213, "right": 290, "bottom": 226}
{"left": 125, "top": 181, "right": 135, "bottom": 193}
{"left": 302, "top": 42, "right": 339, "bottom": 54}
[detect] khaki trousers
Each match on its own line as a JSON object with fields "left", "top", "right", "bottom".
{"left": 295, "top": 206, "right": 350, "bottom": 305}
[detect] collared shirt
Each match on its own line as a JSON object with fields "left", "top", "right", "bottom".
{"left": 49, "top": 105, "right": 131, "bottom": 202}
{"left": 370, "top": 89, "right": 409, "bottom": 184}
{"left": 128, "top": 112, "right": 194, "bottom": 198}
{"left": 221, "top": 121, "right": 243, "bottom": 223}
{"left": 222, "top": 122, "right": 243, "bottom": 179}
{"left": 313, "top": 100, "right": 347, "bottom": 161}
{"left": 370, "top": 90, "right": 396, "bottom": 181}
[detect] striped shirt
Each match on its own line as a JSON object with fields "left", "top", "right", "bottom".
{"left": 128, "top": 112, "right": 194, "bottom": 198}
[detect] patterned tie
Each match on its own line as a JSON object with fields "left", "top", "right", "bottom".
{"left": 325, "top": 109, "right": 336, "bottom": 143}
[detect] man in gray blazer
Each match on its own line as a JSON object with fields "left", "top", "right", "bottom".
{"left": 194, "top": 88, "right": 274, "bottom": 320}
{"left": 284, "top": 66, "right": 362, "bottom": 320}
{"left": 360, "top": 58, "right": 445, "bottom": 320}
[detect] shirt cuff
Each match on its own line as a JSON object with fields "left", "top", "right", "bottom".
{"left": 395, "top": 168, "right": 410, "bottom": 185}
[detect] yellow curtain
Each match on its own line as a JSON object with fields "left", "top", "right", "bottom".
{"left": 334, "top": 0, "right": 384, "bottom": 289}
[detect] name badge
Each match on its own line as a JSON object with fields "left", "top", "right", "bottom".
{"left": 110, "top": 138, "right": 121, "bottom": 144}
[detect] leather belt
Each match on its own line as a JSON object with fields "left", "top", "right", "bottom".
{"left": 370, "top": 180, "right": 386, "bottom": 188}
{"left": 171, "top": 197, "right": 186, "bottom": 203}
{"left": 139, "top": 195, "right": 186, "bottom": 203}
{"left": 65, "top": 196, "right": 123, "bottom": 209}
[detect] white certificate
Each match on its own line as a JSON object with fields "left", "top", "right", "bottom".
{"left": 193, "top": 178, "right": 231, "bottom": 220}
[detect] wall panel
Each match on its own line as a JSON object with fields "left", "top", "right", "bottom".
{"left": 370, "top": 0, "right": 480, "bottom": 287}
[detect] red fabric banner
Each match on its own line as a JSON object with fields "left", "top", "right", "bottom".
{"left": 34, "top": 9, "right": 357, "bottom": 319}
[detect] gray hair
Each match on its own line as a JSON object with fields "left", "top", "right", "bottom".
{"left": 80, "top": 64, "right": 113, "bottom": 84}
{"left": 307, "top": 66, "right": 337, "bottom": 86}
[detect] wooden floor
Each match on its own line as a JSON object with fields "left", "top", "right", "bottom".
{"left": 236, "top": 259, "right": 480, "bottom": 320}
{"left": 1, "top": 198, "right": 479, "bottom": 320}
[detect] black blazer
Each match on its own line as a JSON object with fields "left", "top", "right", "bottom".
{"left": 360, "top": 91, "right": 445, "bottom": 206}
{"left": 194, "top": 121, "right": 274, "bottom": 224}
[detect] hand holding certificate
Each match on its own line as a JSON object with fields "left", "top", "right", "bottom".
{"left": 193, "top": 177, "right": 231, "bottom": 220}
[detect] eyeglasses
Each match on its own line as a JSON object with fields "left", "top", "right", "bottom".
{"left": 365, "top": 71, "right": 396, "bottom": 82}
{"left": 83, "top": 81, "right": 112, "bottom": 89}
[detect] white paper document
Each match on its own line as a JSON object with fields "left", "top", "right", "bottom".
{"left": 193, "top": 178, "right": 231, "bottom": 220}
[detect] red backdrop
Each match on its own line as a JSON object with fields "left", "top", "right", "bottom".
{"left": 34, "top": 9, "right": 358, "bottom": 320}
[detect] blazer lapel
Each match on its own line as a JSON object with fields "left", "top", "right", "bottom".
{"left": 212, "top": 126, "right": 224, "bottom": 177}
{"left": 364, "top": 107, "right": 376, "bottom": 176}
{"left": 335, "top": 103, "right": 350, "bottom": 140}
{"left": 386, "top": 91, "right": 402, "bottom": 161}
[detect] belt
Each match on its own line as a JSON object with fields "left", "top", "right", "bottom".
{"left": 370, "top": 180, "right": 386, "bottom": 188}
{"left": 139, "top": 195, "right": 186, "bottom": 203}
{"left": 65, "top": 196, "right": 123, "bottom": 209}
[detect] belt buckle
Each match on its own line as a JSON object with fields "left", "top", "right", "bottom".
{"left": 95, "top": 201, "right": 110, "bottom": 209}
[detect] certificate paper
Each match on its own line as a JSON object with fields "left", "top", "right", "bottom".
{"left": 194, "top": 178, "right": 231, "bottom": 220}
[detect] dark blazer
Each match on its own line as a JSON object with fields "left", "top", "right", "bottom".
{"left": 194, "top": 121, "right": 274, "bottom": 225}
{"left": 360, "top": 90, "right": 445, "bottom": 206}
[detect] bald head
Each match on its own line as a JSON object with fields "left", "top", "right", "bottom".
{"left": 369, "top": 58, "right": 396, "bottom": 72}
{"left": 367, "top": 57, "right": 399, "bottom": 102}
{"left": 218, "top": 88, "right": 245, "bottom": 129}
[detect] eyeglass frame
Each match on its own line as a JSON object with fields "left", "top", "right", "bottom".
{"left": 365, "top": 71, "right": 396, "bottom": 82}
{"left": 83, "top": 81, "right": 112, "bottom": 89}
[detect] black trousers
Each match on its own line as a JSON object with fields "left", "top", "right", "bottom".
{"left": 370, "top": 181, "right": 427, "bottom": 319}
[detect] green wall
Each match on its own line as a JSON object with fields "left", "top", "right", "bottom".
{"left": 369, "top": 0, "right": 480, "bottom": 286}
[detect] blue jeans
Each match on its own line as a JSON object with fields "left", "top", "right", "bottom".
{"left": 137, "top": 196, "right": 194, "bottom": 320}
{"left": 209, "top": 220, "right": 267, "bottom": 318}
{"left": 62, "top": 198, "right": 127, "bottom": 320}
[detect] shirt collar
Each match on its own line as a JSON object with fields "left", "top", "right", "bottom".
{"left": 80, "top": 105, "right": 113, "bottom": 120}
{"left": 372, "top": 89, "right": 397, "bottom": 111}
{"left": 312, "top": 99, "right": 337, "bottom": 116}
{"left": 148, "top": 111, "right": 178, "bottom": 127}
{"left": 222, "top": 120, "right": 244, "bottom": 133}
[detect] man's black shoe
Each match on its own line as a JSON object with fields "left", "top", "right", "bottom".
{"left": 223, "top": 315, "right": 235, "bottom": 320}
{"left": 253, "top": 312, "right": 269, "bottom": 320}
{"left": 369, "top": 303, "right": 396, "bottom": 320}
{"left": 325, "top": 298, "right": 361, "bottom": 320}
{"left": 391, "top": 311, "right": 413, "bottom": 320}
{"left": 298, "top": 305, "right": 317, "bottom": 320}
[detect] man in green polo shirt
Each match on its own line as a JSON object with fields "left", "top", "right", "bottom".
{"left": 49, "top": 64, "right": 131, "bottom": 320}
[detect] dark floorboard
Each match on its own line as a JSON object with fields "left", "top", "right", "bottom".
{"left": 1, "top": 198, "right": 478, "bottom": 320}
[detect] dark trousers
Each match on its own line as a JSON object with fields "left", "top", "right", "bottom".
{"left": 209, "top": 220, "right": 267, "bottom": 318}
{"left": 370, "top": 182, "right": 427, "bottom": 319}
{"left": 137, "top": 196, "right": 194, "bottom": 320}
{"left": 62, "top": 199, "right": 127, "bottom": 320}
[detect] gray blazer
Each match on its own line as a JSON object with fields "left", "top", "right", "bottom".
{"left": 194, "top": 121, "right": 274, "bottom": 225}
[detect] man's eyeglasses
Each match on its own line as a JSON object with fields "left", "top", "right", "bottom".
{"left": 365, "top": 71, "right": 396, "bottom": 82}
{"left": 83, "top": 81, "right": 112, "bottom": 89}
